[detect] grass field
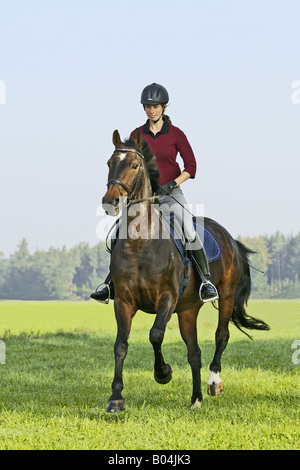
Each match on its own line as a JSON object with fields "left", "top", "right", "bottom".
{"left": 0, "top": 299, "right": 299, "bottom": 450}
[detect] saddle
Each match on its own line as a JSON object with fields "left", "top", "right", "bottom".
{"left": 167, "top": 217, "right": 222, "bottom": 265}
{"left": 166, "top": 216, "right": 222, "bottom": 300}
{"left": 105, "top": 216, "right": 222, "bottom": 301}
{"left": 106, "top": 216, "right": 221, "bottom": 264}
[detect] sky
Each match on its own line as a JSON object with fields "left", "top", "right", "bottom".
{"left": 0, "top": 0, "right": 300, "bottom": 257}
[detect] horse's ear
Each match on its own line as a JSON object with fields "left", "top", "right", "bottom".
{"left": 132, "top": 128, "right": 143, "bottom": 150}
{"left": 113, "top": 130, "right": 122, "bottom": 147}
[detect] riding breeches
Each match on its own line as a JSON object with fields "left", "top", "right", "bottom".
{"left": 158, "top": 187, "right": 203, "bottom": 250}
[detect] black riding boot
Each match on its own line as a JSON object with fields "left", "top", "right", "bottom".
{"left": 90, "top": 274, "right": 115, "bottom": 303}
{"left": 189, "top": 245, "right": 219, "bottom": 302}
{"left": 91, "top": 225, "right": 118, "bottom": 303}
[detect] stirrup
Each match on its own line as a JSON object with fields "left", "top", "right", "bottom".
{"left": 94, "top": 282, "right": 111, "bottom": 305}
{"left": 199, "top": 280, "right": 219, "bottom": 303}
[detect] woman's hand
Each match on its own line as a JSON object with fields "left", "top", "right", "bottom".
{"left": 156, "top": 180, "right": 177, "bottom": 196}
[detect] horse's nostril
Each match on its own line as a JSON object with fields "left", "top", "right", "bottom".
{"left": 112, "top": 198, "right": 119, "bottom": 208}
{"left": 102, "top": 196, "right": 119, "bottom": 211}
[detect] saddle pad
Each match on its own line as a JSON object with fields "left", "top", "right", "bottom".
{"left": 168, "top": 220, "right": 222, "bottom": 265}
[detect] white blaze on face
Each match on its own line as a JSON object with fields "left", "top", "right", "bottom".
{"left": 117, "top": 152, "right": 127, "bottom": 161}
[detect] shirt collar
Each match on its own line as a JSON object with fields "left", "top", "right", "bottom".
{"left": 143, "top": 117, "right": 170, "bottom": 136}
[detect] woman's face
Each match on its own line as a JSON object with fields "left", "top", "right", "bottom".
{"left": 144, "top": 104, "right": 165, "bottom": 122}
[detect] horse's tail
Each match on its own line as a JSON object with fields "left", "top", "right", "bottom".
{"left": 231, "top": 240, "right": 270, "bottom": 339}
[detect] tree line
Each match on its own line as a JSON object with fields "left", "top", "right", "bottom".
{"left": 0, "top": 239, "right": 109, "bottom": 300}
{"left": 0, "top": 231, "right": 300, "bottom": 300}
{"left": 239, "top": 232, "right": 300, "bottom": 298}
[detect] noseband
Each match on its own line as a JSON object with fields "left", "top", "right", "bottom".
{"left": 107, "top": 148, "right": 145, "bottom": 205}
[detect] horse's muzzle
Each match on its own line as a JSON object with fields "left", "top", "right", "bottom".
{"left": 102, "top": 194, "right": 120, "bottom": 216}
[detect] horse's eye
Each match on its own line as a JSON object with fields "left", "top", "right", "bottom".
{"left": 132, "top": 164, "right": 138, "bottom": 170}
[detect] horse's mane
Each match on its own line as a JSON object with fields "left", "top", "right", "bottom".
{"left": 124, "top": 138, "right": 160, "bottom": 193}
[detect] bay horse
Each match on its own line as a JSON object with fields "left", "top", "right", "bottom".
{"left": 102, "top": 128, "right": 269, "bottom": 412}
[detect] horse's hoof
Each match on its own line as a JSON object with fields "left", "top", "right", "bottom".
{"left": 190, "top": 398, "right": 202, "bottom": 410}
{"left": 106, "top": 399, "right": 126, "bottom": 413}
{"left": 154, "top": 364, "right": 173, "bottom": 384}
{"left": 207, "top": 381, "right": 224, "bottom": 396}
{"left": 207, "top": 371, "right": 224, "bottom": 396}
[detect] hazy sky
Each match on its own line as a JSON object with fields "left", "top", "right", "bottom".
{"left": 1, "top": 0, "right": 300, "bottom": 256}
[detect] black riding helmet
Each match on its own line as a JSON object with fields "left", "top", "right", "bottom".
{"left": 140, "top": 83, "right": 169, "bottom": 105}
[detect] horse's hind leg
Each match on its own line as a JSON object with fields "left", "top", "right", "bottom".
{"left": 178, "top": 306, "right": 202, "bottom": 408}
{"left": 149, "top": 292, "right": 175, "bottom": 385}
{"left": 207, "top": 295, "right": 234, "bottom": 396}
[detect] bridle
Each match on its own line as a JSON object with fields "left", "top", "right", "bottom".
{"left": 107, "top": 147, "right": 145, "bottom": 206}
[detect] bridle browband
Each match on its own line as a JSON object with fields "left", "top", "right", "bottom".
{"left": 106, "top": 147, "right": 145, "bottom": 205}
{"left": 112, "top": 147, "right": 145, "bottom": 159}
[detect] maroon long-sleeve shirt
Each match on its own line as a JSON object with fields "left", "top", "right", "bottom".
{"left": 130, "top": 119, "right": 197, "bottom": 186}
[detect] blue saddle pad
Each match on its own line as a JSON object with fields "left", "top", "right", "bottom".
{"left": 168, "top": 219, "right": 222, "bottom": 265}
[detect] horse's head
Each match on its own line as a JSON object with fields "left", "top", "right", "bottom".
{"left": 102, "top": 129, "right": 145, "bottom": 216}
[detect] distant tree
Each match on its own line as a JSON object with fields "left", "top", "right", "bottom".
{"left": 266, "top": 232, "right": 286, "bottom": 287}
{"left": 41, "top": 246, "right": 76, "bottom": 300}
{"left": 284, "top": 233, "right": 300, "bottom": 282}
{"left": 71, "top": 242, "right": 109, "bottom": 299}
{"left": 0, "top": 252, "right": 8, "bottom": 298}
{"left": 238, "top": 236, "right": 270, "bottom": 298}
{"left": 2, "top": 239, "right": 32, "bottom": 299}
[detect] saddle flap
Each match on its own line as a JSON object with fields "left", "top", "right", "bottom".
{"left": 165, "top": 216, "right": 222, "bottom": 264}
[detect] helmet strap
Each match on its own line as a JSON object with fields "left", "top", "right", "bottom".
{"left": 153, "top": 114, "right": 163, "bottom": 124}
{"left": 153, "top": 106, "right": 165, "bottom": 124}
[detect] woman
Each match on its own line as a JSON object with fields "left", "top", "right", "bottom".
{"left": 91, "top": 83, "right": 218, "bottom": 303}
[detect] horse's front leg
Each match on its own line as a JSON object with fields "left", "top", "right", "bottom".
{"left": 149, "top": 292, "right": 175, "bottom": 385}
{"left": 106, "top": 298, "right": 136, "bottom": 413}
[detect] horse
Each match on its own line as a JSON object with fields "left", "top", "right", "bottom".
{"left": 101, "top": 128, "right": 270, "bottom": 412}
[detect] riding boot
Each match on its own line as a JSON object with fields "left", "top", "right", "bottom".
{"left": 189, "top": 245, "right": 219, "bottom": 303}
{"left": 90, "top": 274, "right": 115, "bottom": 303}
{"left": 91, "top": 223, "right": 119, "bottom": 303}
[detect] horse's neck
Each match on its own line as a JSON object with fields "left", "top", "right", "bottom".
{"left": 123, "top": 200, "right": 154, "bottom": 243}
{"left": 139, "top": 170, "right": 152, "bottom": 200}
{"left": 120, "top": 171, "right": 162, "bottom": 245}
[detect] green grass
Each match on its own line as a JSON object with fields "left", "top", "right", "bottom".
{"left": 0, "top": 299, "right": 299, "bottom": 450}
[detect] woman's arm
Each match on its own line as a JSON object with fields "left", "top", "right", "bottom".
{"left": 174, "top": 171, "right": 191, "bottom": 186}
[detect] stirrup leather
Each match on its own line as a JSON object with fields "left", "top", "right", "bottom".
{"left": 94, "top": 282, "right": 111, "bottom": 304}
{"left": 199, "top": 280, "right": 219, "bottom": 303}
